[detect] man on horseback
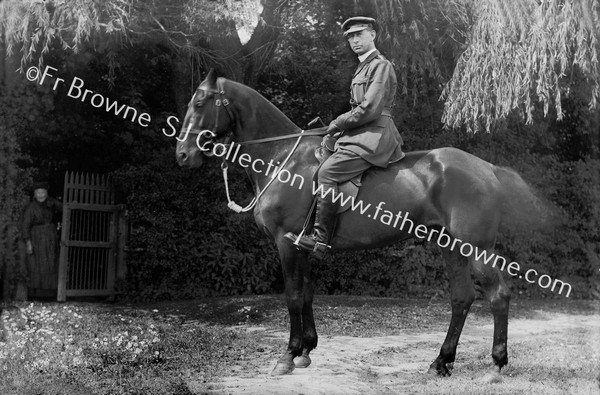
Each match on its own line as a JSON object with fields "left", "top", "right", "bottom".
{"left": 285, "top": 16, "right": 405, "bottom": 256}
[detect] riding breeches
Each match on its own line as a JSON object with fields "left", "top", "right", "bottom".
{"left": 318, "top": 148, "right": 372, "bottom": 185}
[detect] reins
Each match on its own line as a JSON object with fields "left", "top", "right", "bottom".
{"left": 237, "top": 129, "right": 328, "bottom": 145}
{"left": 222, "top": 129, "right": 314, "bottom": 213}
{"left": 190, "top": 79, "right": 328, "bottom": 213}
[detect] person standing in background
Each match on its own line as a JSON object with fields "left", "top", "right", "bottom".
{"left": 20, "top": 181, "right": 62, "bottom": 298}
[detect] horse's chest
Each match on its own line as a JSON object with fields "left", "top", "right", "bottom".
{"left": 253, "top": 209, "right": 273, "bottom": 238}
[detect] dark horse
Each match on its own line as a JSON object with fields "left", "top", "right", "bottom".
{"left": 176, "top": 70, "right": 540, "bottom": 380}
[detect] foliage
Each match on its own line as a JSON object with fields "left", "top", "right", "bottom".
{"left": 3, "top": 0, "right": 599, "bottom": 129}
{"left": 113, "top": 150, "right": 281, "bottom": 301}
{"left": 367, "top": 0, "right": 468, "bottom": 102}
{"left": 257, "top": 0, "right": 351, "bottom": 125}
{"left": 0, "top": 301, "right": 262, "bottom": 394}
{"left": 313, "top": 242, "right": 447, "bottom": 298}
{"left": 0, "top": 0, "right": 130, "bottom": 70}
{"left": 0, "top": 0, "right": 281, "bottom": 84}
{"left": 2, "top": 298, "right": 598, "bottom": 394}
{"left": 442, "top": 0, "right": 600, "bottom": 132}
{"left": 2, "top": 38, "right": 182, "bottom": 180}
{"left": 0, "top": 123, "right": 32, "bottom": 299}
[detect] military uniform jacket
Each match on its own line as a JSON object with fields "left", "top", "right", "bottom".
{"left": 334, "top": 50, "right": 404, "bottom": 167}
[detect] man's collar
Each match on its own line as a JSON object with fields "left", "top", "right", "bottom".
{"left": 358, "top": 48, "right": 378, "bottom": 63}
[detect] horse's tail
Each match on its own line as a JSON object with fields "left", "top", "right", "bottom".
{"left": 492, "top": 165, "right": 559, "bottom": 232}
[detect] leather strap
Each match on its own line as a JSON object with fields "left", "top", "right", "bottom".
{"left": 238, "top": 129, "right": 329, "bottom": 145}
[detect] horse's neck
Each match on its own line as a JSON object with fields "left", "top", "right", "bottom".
{"left": 227, "top": 81, "right": 307, "bottom": 191}
{"left": 240, "top": 140, "right": 319, "bottom": 201}
{"left": 228, "top": 80, "right": 299, "bottom": 142}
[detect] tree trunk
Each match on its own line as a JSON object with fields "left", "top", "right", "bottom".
{"left": 197, "top": 0, "right": 282, "bottom": 86}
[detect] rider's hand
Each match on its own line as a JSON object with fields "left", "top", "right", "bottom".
{"left": 326, "top": 121, "right": 340, "bottom": 136}
{"left": 321, "top": 134, "right": 337, "bottom": 152}
{"left": 26, "top": 240, "right": 33, "bottom": 255}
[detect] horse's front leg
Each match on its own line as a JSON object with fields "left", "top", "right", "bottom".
{"left": 295, "top": 257, "right": 317, "bottom": 368}
{"left": 271, "top": 241, "right": 313, "bottom": 375}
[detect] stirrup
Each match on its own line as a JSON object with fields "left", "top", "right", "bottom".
{"left": 283, "top": 232, "right": 332, "bottom": 259}
{"left": 311, "top": 240, "right": 331, "bottom": 259}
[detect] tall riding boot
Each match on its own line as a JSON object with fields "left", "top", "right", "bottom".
{"left": 284, "top": 184, "right": 339, "bottom": 258}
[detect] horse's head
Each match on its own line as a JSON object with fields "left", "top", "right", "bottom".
{"left": 176, "top": 69, "right": 236, "bottom": 168}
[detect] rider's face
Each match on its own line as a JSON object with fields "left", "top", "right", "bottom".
{"left": 346, "top": 29, "right": 376, "bottom": 56}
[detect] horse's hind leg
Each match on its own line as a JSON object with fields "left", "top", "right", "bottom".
{"left": 429, "top": 248, "right": 476, "bottom": 376}
{"left": 470, "top": 249, "right": 510, "bottom": 382}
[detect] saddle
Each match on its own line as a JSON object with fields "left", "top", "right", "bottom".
{"left": 298, "top": 145, "right": 404, "bottom": 247}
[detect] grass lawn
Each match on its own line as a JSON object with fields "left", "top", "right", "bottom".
{"left": 0, "top": 296, "right": 598, "bottom": 394}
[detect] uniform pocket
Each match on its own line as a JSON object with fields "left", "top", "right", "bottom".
{"left": 351, "top": 77, "right": 368, "bottom": 104}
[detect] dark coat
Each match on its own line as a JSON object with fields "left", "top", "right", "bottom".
{"left": 20, "top": 197, "right": 62, "bottom": 242}
{"left": 333, "top": 50, "right": 404, "bottom": 167}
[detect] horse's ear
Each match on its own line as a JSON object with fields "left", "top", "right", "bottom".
{"left": 205, "top": 68, "right": 218, "bottom": 86}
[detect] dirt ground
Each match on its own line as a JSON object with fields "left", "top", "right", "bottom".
{"left": 169, "top": 297, "right": 600, "bottom": 395}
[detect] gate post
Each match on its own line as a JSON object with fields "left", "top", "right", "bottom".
{"left": 57, "top": 172, "right": 71, "bottom": 302}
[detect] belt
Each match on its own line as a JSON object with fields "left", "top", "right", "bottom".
{"left": 381, "top": 108, "right": 392, "bottom": 117}
{"left": 351, "top": 104, "right": 393, "bottom": 117}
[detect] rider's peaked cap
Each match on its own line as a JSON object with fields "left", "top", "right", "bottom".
{"left": 341, "top": 16, "right": 376, "bottom": 37}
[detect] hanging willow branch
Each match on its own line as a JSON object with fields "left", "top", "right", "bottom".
{"left": 0, "top": 0, "right": 270, "bottom": 75}
{"left": 441, "top": 0, "right": 600, "bottom": 133}
{"left": 0, "top": 0, "right": 131, "bottom": 70}
{"left": 368, "top": 0, "right": 470, "bottom": 104}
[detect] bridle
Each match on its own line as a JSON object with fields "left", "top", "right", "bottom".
{"left": 181, "top": 78, "right": 236, "bottom": 150}
{"left": 182, "top": 78, "right": 328, "bottom": 146}
{"left": 180, "top": 78, "right": 328, "bottom": 214}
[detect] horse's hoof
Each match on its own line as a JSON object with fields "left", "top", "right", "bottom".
{"left": 483, "top": 367, "right": 502, "bottom": 383}
{"left": 427, "top": 363, "right": 452, "bottom": 377}
{"left": 270, "top": 361, "right": 295, "bottom": 376}
{"left": 294, "top": 355, "right": 311, "bottom": 368}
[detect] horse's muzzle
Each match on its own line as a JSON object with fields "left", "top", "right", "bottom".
{"left": 176, "top": 151, "right": 189, "bottom": 166}
{"left": 176, "top": 149, "right": 203, "bottom": 168}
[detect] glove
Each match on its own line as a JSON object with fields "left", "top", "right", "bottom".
{"left": 326, "top": 121, "right": 340, "bottom": 136}
{"left": 321, "top": 134, "right": 337, "bottom": 152}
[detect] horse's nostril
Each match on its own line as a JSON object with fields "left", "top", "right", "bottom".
{"left": 177, "top": 152, "right": 188, "bottom": 163}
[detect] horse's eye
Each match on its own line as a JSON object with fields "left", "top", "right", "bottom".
{"left": 195, "top": 100, "right": 205, "bottom": 108}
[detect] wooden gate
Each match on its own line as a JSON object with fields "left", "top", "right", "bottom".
{"left": 57, "top": 172, "right": 127, "bottom": 301}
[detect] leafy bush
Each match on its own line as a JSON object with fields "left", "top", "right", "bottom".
{"left": 312, "top": 242, "right": 446, "bottom": 298}
{"left": 0, "top": 123, "right": 32, "bottom": 300}
{"left": 113, "top": 150, "right": 280, "bottom": 301}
